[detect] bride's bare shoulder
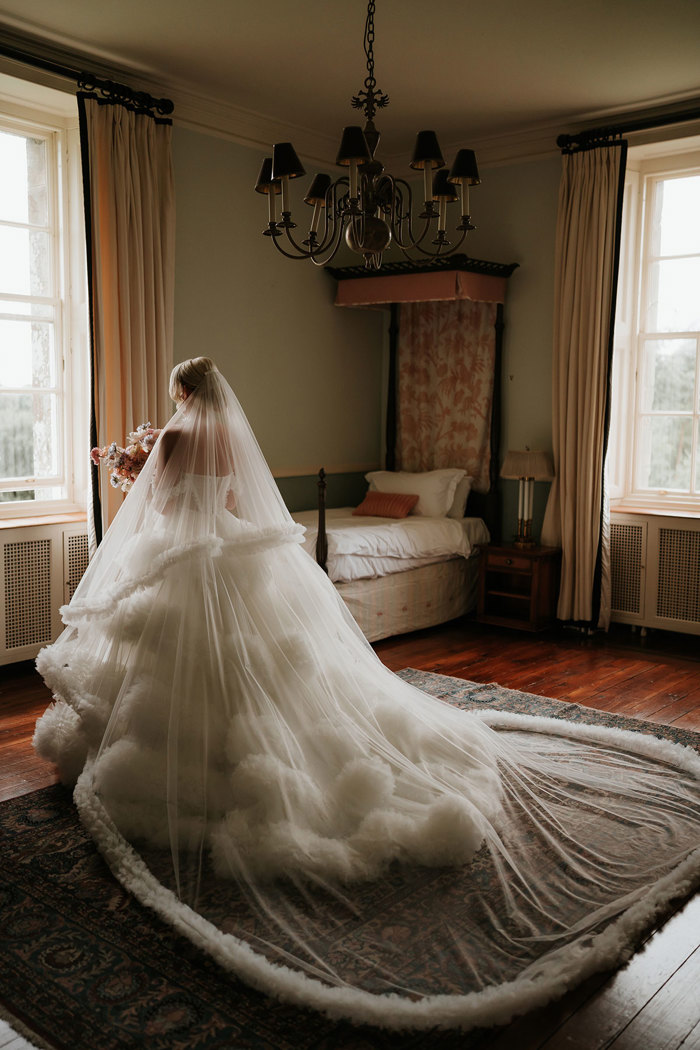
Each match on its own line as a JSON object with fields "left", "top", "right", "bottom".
{"left": 157, "top": 426, "right": 185, "bottom": 468}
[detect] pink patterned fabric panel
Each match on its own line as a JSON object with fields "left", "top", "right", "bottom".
{"left": 397, "top": 299, "right": 497, "bottom": 492}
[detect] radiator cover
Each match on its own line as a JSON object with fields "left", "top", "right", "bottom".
{"left": 610, "top": 513, "right": 700, "bottom": 635}
{"left": 1, "top": 522, "right": 89, "bottom": 664}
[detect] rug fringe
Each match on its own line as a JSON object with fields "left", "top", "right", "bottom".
{"left": 0, "top": 1003, "right": 56, "bottom": 1050}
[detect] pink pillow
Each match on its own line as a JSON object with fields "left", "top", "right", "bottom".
{"left": 352, "top": 491, "right": 419, "bottom": 519}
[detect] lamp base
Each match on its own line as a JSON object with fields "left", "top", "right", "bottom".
{"left": 514, "top": 516, "right": 536, "bottom": 548}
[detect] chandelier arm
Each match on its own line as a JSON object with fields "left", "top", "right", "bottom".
{"left": 391, "top": 212, "right": 433, "bottom": 251}
{"left": 281, "top": 207, "right": 341, "bottom": 256}
{"left": 407, "top": 227, "right": 470, "bottom": 258}
{"left": 388, "top": 179, "right": 435, "bottom": 250}
{"left": 315, "top": 182, "right": 340, "bottom": 248}
{"left": 311, "top": 178, "right": 358, "bottom": 260}
{"left": 308, "top": 219, "right": 351, "bottom": 266}
{"left": 273, "top": 176, "right": 351, "bottom": 260}
{"left": 270, "top": 236, "right": 320, "bottom": 261}
{"left": 389, "top": 178, "right": 470, "bottom": 257}
{"left": 281, "top": 224, "right": 321, "bottom": 255}
{"left": 271, "top": 205, "right": 349, "bottom": 264}
{"left": 314, "top": 178, "right": 347, "bottom": 250}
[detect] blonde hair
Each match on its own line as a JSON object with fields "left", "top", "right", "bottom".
{"left": 169, "top": 357, "right": 217, "bottom": 403}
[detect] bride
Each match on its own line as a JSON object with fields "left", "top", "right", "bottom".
{"left": 34, "top": 357, "right": 700, "bottom": 1030}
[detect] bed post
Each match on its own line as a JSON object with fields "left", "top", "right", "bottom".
{"left": 316, "top": 467, "right": 328, "bottom": 573}
{"left": 385, "top": 303, "right": 399, "bottom": 470}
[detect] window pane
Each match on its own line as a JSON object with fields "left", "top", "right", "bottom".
{"left": 653, "top": 175, "right": 700, "bottom": 257}
{"left": 645, "top": 258, "right": 700, "bottom": 332}
{"left": 0, "top": 299, "right": 53, "bottom": 319}
{"left": 0, "top": 392, "right": 59, "bottom": 479}
{"left": 0, "top": 319, "right": 56, "bottom": 387}
{"left": 636, "top": 416, "right": 692, "bottom": 491}
{"left": 0, "top": 485, "right": 64, "bottom": 504}
{"left": 0, "top": 132, "right": 48, "bottom": 226}
{"left": 0, "top": 227, "right": 51, "bottom": 296}
{"left": 26, "top": 137, "right": 49, "bottom": 225}
{"left": 640, "top": 339, "right": 697, "bottom": 411}
{"left": 0, "top": 489, "right": 36, "bottom": 504}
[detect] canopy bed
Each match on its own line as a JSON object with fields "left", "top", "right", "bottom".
{"left": 294, "top": 255, "right": 517, "bottom": 641}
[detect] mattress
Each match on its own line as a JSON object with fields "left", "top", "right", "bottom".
{"left": 336, "top": 555, "right": 480, "bottom": 642}
{"left": 293, "top": 507, "right": 490, "bottom": 583}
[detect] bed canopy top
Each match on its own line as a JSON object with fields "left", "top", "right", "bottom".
{"left": 327, "top": 254, "right": 518, "bottom": 307}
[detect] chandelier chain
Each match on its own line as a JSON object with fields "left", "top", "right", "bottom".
{"left": 364, "top": 0, "right": 376, "bottom": 91}
{"left": 351, "top": 0, "right": 389, "bottom": 122}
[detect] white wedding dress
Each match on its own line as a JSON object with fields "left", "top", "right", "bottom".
{"left": 34, "top": 368, "right": 700, "bottom": 1031}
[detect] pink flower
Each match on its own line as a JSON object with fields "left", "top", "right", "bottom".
{"left": 91, "top": 422, "right": 156, "bottom": 493}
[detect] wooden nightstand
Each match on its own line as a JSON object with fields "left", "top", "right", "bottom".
{"left": 477, "top": 545, "right": 561, "bottom": 632}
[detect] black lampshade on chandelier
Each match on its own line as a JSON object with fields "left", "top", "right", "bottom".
{"left": 255, "top": 0, "right": 480, "bottom": 270}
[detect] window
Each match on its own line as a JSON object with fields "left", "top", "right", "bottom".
{"left": 609, "top": 144, "right": 700, "bottom": 514}
{"left": 0, "top": 86, "right": 88, "bottom": 519}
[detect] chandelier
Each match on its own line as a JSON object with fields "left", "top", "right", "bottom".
{"left": 254, "top": 0, "right": 480, "bottom": 270}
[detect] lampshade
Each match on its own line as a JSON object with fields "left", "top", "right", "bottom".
{"left": 254, "top": 157, "right": 280, "bottom": 195}
{"left": 304, "top": 173, "right": 332, "bottom": 206}
{"left": 448, "top": 149, "right": 481, "bottom": 186}
{"left": 271, "top": 142, "right": 306, "bottom": 180}
{"left": 432, "top": 168, "right": 459, "bottom": 202}
{"left": 336, "top": 126, "right": 372, "bottom": 166}
{"left": 409, "top": 130, "right": 445, "bottom": 171}
{"left": 500, "top": 449, "right": 554, "bottom": 480}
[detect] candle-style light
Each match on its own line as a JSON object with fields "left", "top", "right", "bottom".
{"left": 255, "top": 0, "right": 481, "bottom": 270}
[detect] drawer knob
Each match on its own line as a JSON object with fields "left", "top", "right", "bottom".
{"left": 505, "top": 557, "right": 513, "bottom": 565}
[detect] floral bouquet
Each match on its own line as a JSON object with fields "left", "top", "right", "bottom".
{"left": 90, "top": 422, "right": 160, "bottom": 493}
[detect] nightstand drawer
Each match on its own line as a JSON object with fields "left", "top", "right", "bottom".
{"left": 486, "top": 552, "right": 532, "bottom": 572}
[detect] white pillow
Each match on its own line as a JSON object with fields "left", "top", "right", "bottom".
{"left": 365, "top": 469, "right": 466, "bottom": 518}
{"left": 447, "top": 476, "right": 474, "bottom": 519}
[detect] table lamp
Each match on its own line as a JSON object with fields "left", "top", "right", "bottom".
{"left": 500, "top": 449, "right": 554, "bottom": 548}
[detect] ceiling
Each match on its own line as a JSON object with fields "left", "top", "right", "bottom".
{"left": 1, "top": 0, "right": 700, "bottom": 167}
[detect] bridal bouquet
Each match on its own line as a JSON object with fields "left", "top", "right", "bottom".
{"left": 91, "top": 422, "right": 160, "bottom": 492}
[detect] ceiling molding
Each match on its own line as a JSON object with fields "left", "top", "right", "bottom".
{"left": 2, "top": 20, "right": 700, "bottom": 171}
{"left": 169, "top": 90, "right": 339, "bottom": 168}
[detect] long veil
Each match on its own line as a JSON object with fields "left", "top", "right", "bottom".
{"left": 35, "top": 367, "right": 700, "bottom": 1030}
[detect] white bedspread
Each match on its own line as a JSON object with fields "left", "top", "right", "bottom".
{"left": 293, "top": 507, "right": 490, "bottom": 583}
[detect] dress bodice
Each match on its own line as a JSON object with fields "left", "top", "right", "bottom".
{"left": 152, "top": 470, "right": 238, "bottom": 519}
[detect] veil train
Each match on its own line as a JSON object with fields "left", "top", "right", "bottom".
{"left": 34, "top": 365, "right": 700, "bottom": 1030}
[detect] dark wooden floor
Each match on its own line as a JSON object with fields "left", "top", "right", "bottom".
{"left": 2, "top": 618, "right": 699, "bottom": 1049}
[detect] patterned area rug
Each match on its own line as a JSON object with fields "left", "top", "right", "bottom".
{"left": 2, "top": 671, "right": 698, "bottom": 1050}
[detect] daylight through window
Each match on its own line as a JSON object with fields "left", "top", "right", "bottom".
{"left": 0, "top": 106, "right": 87, "bottom": 516}
{"left": 609, "top": 149, "right": 700, "bottom": 512}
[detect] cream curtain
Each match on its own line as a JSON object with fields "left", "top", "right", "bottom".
{"left": 541, "top": 142, "right": 627, "bottom": 626}
{"left": 397, "top": 299, "right": 497, "bottom": 492}
{"left": 79, "top": 96, "right": 175, "bottom": 543}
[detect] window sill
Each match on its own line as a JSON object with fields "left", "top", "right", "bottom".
{"left": 0, "top": 511, "right": 87, "bottom": 530}
{"left": 610, "top": 501, "right": 700, "bottom": 519}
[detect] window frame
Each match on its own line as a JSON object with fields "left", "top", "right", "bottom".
{"left": 609, "top": 145, "right": 700, "bottom": 516}
{"left": 0, "top": 96, "right": 89, "bottom": 521}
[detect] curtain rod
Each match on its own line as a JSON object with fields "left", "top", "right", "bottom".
{"left": 558, "top": 100, "right": 700, "bottom": 153}
{"left": 0, "top": 39, "right": 174, "bottom": 117}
